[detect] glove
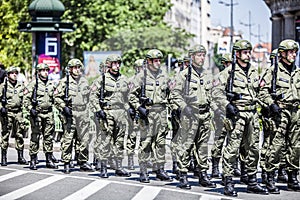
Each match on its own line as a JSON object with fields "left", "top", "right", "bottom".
{"left": 128, "top": 108, "right": 136, "bottom": 119}
{"left": 182, "top": 105, "right": 193, "bottom": 116}
{"left": 226, "top": 103, "right": 239, "bottom": 118}
{"left": 63, "top": 107, "right": 72, "bottom": 117}
{"left": 269, "top": 103, "right": 281, "bottom": 115}
{"left": 0, "top": 107, "right": 7, "bottom": 116}
{"left": 30, "top": 108, "right": 38, "bottom": 117}
{"left": 96, "top": 110, "right": 106, "bottom": 120}
{"left": 138, "top": 106, "right": 149, "bottom": 118}
{"left": 171, "top": 108, "right": 181, "bottom": 119}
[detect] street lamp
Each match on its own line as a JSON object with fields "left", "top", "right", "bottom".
{"left": 219, "top": 0, "right": 238, "bottom": 50}
{"left": 240, "top": 11, "right": 255, "bottom": 42}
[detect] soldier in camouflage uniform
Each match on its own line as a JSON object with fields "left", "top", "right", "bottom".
{"left": 129, "top": 49, "right": 172, "bottom": 183}
{"left": 0, "top": 66, "right": 27, "bottom": 166}
{"left": 54, "top": 58, "right": 93, "bottom": 174}
{"left": 260, "top": 39, "right": 300, "bottom": 193}
{"left": 90, "top": 54, "right": 131, "bottom": 178}
{"left": 211, "top": 53, "right": 241, "bottom": 179}
{"left": 126, "top": 59, "right": 143, "bottom": 170}
{"left": 170, "top": 45, "right": 216, "bottom": 190}
{"left": 24, "top": 63, "right": 57, "bottom": 170}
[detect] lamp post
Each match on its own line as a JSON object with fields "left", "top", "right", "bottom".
{"left": 219, "top": 0, "right": 238, "bottom": 50}
{"left": 240, "top": 11, "right": 255, "bottom": 42}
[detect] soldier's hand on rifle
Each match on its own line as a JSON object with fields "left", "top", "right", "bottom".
{"left": 63, "top": 106, "right": 72, "bottom": 117}
{"left": 269, "top": 103, "right": 281, "bottom": 116}
{"left": 30, "top": 108, "right": 38, "bottom": 117}
{"left": 0, "top": 107, "right": 7, "bottom": 116}
{"left": 138, "top": 106, "right": 149, "bottom": 118}
{"left": 226, "top": 103, "right": 239, "bottom": 118}
{"left": 128, "top": 108, "right": 136, "bottom": 120}
{"left": 96, "top": 110, "right": 106, "bottom": 120}
{"left": 171, "top": 108, "right": 181, "bottom": 119}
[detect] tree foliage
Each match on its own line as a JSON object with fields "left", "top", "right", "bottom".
{"left": 1, "top": 0, "right": 193, "bottom": 77}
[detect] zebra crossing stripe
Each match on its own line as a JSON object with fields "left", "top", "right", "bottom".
{"left": 0, "top": 175, "right": 65, "bottom": 200}
{"left": 0, "top": 170, "right": 27, "bottom": 183}
{"left": 62, "top": 179, "right": 109, "bottom": 200}
{"left": 131, "top": 186, "right": 161, "bottom": 200}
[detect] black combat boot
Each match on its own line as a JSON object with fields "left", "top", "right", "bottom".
{"left": 277, "top": 166, "right": 288, "bottom": 183}
{"left": 266, "top": 171, "right": 280, "bottom": 194}
{"left": 172, "top": 161, "right": 179, "bottom": 176}
{"left": 94, "top": 159, "right": 100, "bottom": 170}
{"left": 188, "top": 156, "right": 195, "bottom": 172}
{"left": 46, "top": 153, "right": 58, "bottom": 168}
{"left": 115, "top": 159, "right": 131, "bottom": 177}
{"left": 51, "top": 153, "right": 59, "bottom": 163}
{"left": 261, "top": 169, "right": 267, "bottom": 184}
{"left": 247, "top": 174, "right": 269, "bottom": 195}
{"left": 211, "top": 157, "right": 222, "bottom": 178}
{"left": 156, "top": 165, "right": 173, "bottom": 181}
{"left": 100, "top": 160, "right": 108, "bottom": 178}
{"left": 199, "top": 171, "right": 216, "bottom": 188}
{"left": 139, "top": 162, "right": 150, "bottom": 183}
{"left": 46, "top": 152, "right": 58, "bottom": 169}
{"left": 1, "top": 149, "right": 7, "bottom": 166}
{"left": 152, "top": 163, "right": 158, "bottom": 174}
{"left": 177, "top": 172, "right": 191, "bottom": 190}
{"left": 224, "top": 176, "right": 237, "bottom": 197}
{"left": 64, "top": 162, "right": 70, "bottom": 174}
{"left": 29, "top": 154, "right": 37, "bottom": 170}
{"left": 80, "top": 162, "right": 94, "bottom": 172}
{"left": 233, "top": 158, "right": 241, "bottom": 177}
{"left": 287, "top": 169, "right": 300, "bottom": 191}
{"left": 240, "top": 161, "right": 248, "bottom": 184}
{"left": 69, "top": 160, "right": 75, "bottom": 168}
{"left": 108, "top": 157, "right": 117, "bottom": 170}
{"left": 17, "top": 149, "right": 28, "bottom": 165}
{"left": 127, "top": 155, "right": 134, "bottom": 170}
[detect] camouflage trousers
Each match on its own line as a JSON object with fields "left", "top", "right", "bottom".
{"left": 211, "top": 113, "right": 227, "bottom": 159}
{"left": 126, "top": 122, "right": 139, "bottom": 156}
{"left": 176, "top": 112, "right": 211, "bottom": 173}
{"left": 61, "top": 110, "right": 90, "bottom": 163}
{"left": 0, "top": 111, "right": 25, "bottom": 150}
{"left": 265, "top": 108, "right": 300, "bottom": 172}
{"left": 29, "top": 112, "right": 55, "bottom": 155}
{"left": 138, "top": 106, "right": 168, "bottom": 169}
{"left": 97, "top": 109, "right": 127, "bottom": 161}
{"left": 222, "top": 111, "right": 260, "bottom": 177}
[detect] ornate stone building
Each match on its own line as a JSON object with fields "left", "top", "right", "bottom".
{"left": 264, "top": 0, "right": 300, "bottom": 48}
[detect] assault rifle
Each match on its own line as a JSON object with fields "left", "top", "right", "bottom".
{"left": 1, "top": 76, "right": 8, "bottom": 130}
{"left": 138, "top": 59, "right": 153, "bottom": 125}
{"left": 226, "top": 50, "right": 241, "bottom": 102}
{"left": 184, "top": 56, "right": 192, "bottom": 97}
{"left": 270, "top": 51, "right": 283, "bottom": 100}
{"left": 64, "top": 67, "right": 72, "bottom": 132}
{"left": 31, "top": 70, "right": 39, "bottom": 126}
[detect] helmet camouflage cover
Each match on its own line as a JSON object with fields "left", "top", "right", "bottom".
{"left": 188, "top": 45, "right": 207, "bottom": 55}
{"left": 269, "top": 48, "right": 278, "bottom": 60}
{"left": 36, "top": 63, "right": 50, "bottom": 70}
{"left": 134, "top": 59, "right": 144, "bottom": 68}
{"left": 221, "top": 53, "right": 232, "bottom": 63}
{"left": 7, "top": 66, "right": 18, "bottom": 73}
{"left": 278, "top": 39, "right": 299, "bottom": 52}
{"left": 233, "top": 40, "right": 252, "bottom": 51}
{"left": 67, "top": 58, "right": 83, "bottom": 68}
{"left": 146, "top": 49, "right": 163, "bottom": 59}
{"left": 106, "top": 54, "right": 122, "bottom": 63}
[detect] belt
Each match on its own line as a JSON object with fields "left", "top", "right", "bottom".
{"left": 39, "top": 107, "right": 53, "bottom": 114}
{"left": 236, "top": 105, "right": 256, "bottom": 112}
{"left": 106, "top": 105, "right": 124, "bottom": 110}
{"left": 277, "top": 102, "right": 299, "bottom": 110}
{"left": 199, "top": 105, "right": 209, "bottom": 114}
{"left": 149, "top": 104, "right": 166, "bottom": 110}
{"left": 72, "top": 105, "right": 87, "bottom": 111}
{"left": 7, "top": 108, "right": 22, "bottom": 113}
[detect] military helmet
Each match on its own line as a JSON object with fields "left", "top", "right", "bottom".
{"left": 7, "top": 66, "right": 18, "bottom": 74}
{"left": 146, "top": 49, "right": 163, "bottom": 59}
{"left": 188, "top": 45, "right": 207, "bottom": 55}
{"left": 36, "top": 63, "right": 50, "bottom": 70}
{"left": 67, "top": 58, "right": 83, "bottom": 68}
{"left": 106, "top": 54, "right": 122, "bottom": 63}
{"left": 233, "top": 40, "right": 252, "bottom": 51}
{"left": 134, "top": 59, "right": 144, "bottom": 68}
{"left": 278, "top": 39, "right": 299, "bottom": 52}
{"left": 221, "top": 53, "right": 232, "bottom": 63}
{"left": 269, "top": 49, "right": 278, "bottom": 60}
